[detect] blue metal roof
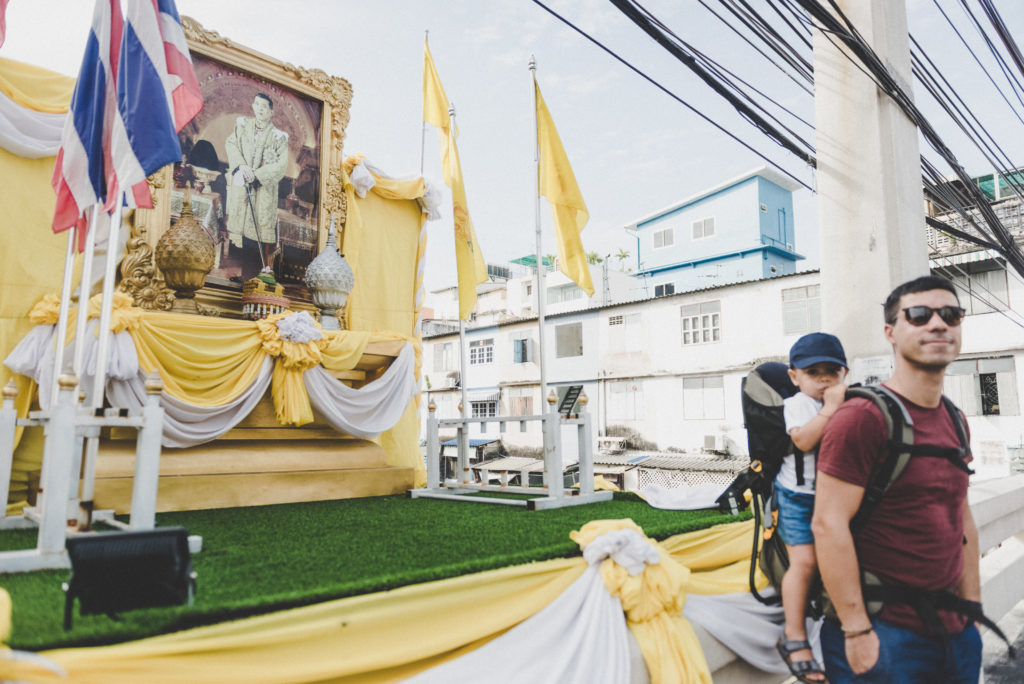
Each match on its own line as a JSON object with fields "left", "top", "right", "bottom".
{"left": 440, "top": 439, "right": 500, "bottom": 447}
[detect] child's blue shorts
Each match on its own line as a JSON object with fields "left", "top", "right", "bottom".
{"left": 774, "top": 483, "right": 815, "bottom": 546}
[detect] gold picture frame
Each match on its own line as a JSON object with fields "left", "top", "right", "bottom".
{"left": 120, "top": 16, "right": 352, "bottom": 316}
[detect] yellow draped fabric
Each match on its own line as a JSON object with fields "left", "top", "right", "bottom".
{"left": 0, "top": 61, "right": 77, "bottom": 508}
{"left": 0, "top": 57, "right": 74, "bottom": 113}
{"left": 572, "top": 520, "right": 712, "bottom": 684}
{"left": 1, "top": 520, "right": 757, "bottom": 683}
{"left": 340, "top": 163, "right": 428, "bottom": 486}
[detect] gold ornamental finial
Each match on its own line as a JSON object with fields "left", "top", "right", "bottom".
{"left": 547, "top": 390, "right": 558, "bottom": 405}
{"left": 2, "top": 381, "right": 17, "bottom": 399}
{"left": 578, "top": 392, "right": 588, "bottom": 406}
{"left": 428, "top": 397, "right": 437, "bottom": 413}
{"left": 58, "top": 372, "right": 78, "bottom": 390}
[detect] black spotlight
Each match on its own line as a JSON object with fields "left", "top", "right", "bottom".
{"left": 63, "top": 526, "right": 196, "bottom": 630}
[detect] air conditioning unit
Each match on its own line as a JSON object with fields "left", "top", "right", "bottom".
{"left": 703, "top": 435, "right": 717, "bottom": 450}
{"left": 446, "top": 372, "right": 460, "bottom": 389}
{"left": 703, "top": 434, "right": 727, "bottom": 452}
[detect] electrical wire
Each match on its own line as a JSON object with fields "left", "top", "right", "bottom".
{"left": 529, "top": 0, "right": 814, "bottom": 191}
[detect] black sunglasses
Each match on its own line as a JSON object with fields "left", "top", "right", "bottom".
{"left": 902, "top": 305, "right": 966, "bottom": 327}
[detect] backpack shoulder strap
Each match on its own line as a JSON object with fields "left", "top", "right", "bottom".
{"left": 845, "top": 385, "right": 914, "bottom": 535}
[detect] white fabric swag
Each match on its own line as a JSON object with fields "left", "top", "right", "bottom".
{"left": 3, "top": 321, "right": 418, "bottom": 448}
{"left": 404, "top": 529, "right": 641, "bottom": 683}
{"left": 0, "top": 88, "right": 64, "bottom": 158}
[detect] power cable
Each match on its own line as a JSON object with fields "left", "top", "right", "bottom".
{"left": 529, "top": 0, "right": 814, "bottom": 191}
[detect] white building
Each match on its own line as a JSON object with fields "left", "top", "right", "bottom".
{"left": 423, "top": 262, "right": 1024, "bottom": 465}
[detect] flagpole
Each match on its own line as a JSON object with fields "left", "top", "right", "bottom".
{"left": 421, "top": 30, "right": 429, "bottom": 176}
{"left": 71, "top": 206, "right": 102, "bottom": 377}
{"left": 529, "top": 56, "right": 549, "bottom": 406}
{"left": 49, "top": 226, "right": 79, "bottom": 409}
{"left": 79, "top": 199, "right": 125, "bottom": 524}
{"left": 450, "top": 103, "right": 470, "bottom": 426}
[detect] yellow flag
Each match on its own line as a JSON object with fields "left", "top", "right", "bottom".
{"left": 535, "top": 75, "right": 594, "bottom": 297}
{"left": 423, "top": 41, "right": 487, "bottom": 320}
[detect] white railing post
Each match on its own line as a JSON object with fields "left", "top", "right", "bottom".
{"left": 577, "top": 392, "right": 594, "bottom": 496}
{"left": 426, "top": 397, "right": 440, "bottom": 489}
{"left": 129, "top": 373, "right": 164, "bottom": 530}
{"left": 457, "top": 400, "right": 470, "bottom": 487}
{"left": 0, "top": 382, "right": 19, "bottom": 522}
{"left": 544, "top": 390, "right": 563, "bottom": 499}
{"left": 37, "top": 372, "right": 78, "bottom": 554}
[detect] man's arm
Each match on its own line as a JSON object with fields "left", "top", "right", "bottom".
{"left": 812, "top": 471, "right": 879, "bottom": 673}
{"left": 957, "top": 503, "right": 981, "bottom": 602}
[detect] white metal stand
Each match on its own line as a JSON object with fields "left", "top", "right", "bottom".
{"left": 410, "top": 391, "right": 612, "bottom": 510}
{"left": 0, "top": 372, "right": 165, "bottom": 572}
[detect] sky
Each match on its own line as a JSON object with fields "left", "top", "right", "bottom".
{"left": 4, "top": 0, "right": 1024, "bottom": 300}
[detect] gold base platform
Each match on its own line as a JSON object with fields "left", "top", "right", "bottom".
{"left": 91, "top": 339, "right": 414, "bottom": 513}
{"left": 93, "top": 438, "right": 414, "bottom": 513}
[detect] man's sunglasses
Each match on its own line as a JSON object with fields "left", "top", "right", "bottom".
{"left": 902, "top": 305, "right": 966, "bottom": 327}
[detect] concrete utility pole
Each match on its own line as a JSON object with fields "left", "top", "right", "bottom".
{"left": 813, "top": 0, "right": 929, "bottom": 374}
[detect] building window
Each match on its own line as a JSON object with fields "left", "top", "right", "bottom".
{"left": 683, "top": 375, "right": 725, "bottom": 419}
{"left": 555, "top": 322, "right": 583, "bottom": 358}
{"left": 507, "top": 387, "right": 534, "bottom": 416}
{"left": 654, "top": 282, "right": 675, "bottom": 297}
{"left": 433, "top": 341, "right": 454, "bottom": 372}
{"left": 782, "top": 285, "right": 821, "bottom": 335}
{"left": 653, "top": 227, "right": 674, "bottom": 249}
{"left": 469, "top": 338, "right": 494, "bottom": 365}
{"left": 610, "top": 312, "right": 643, "bottom": 352}
{"left": 608, "top": 380, "right": 643, "bottom": 422}
{"left": 512, "top": 337, "right": 534, "bottom": 363}
{"left": 940, "top": 266, "right": 1010, "bottom": 314}
{"left": 547, "top": 283, "right": 584, "bottom": 305}
{"left": 692, "top": 216, "right": 715, "bottom": 239}
{"left": 680, "top": 301, "right": 721, "bottom": 345}
{"left": 944, "top": 357, "right": 1018, "bottom": 416}
{"left": 471, "top": 401, "right": 497, "bottom": 418}
{"left": 525, "top": 282, "right": 533, "bottom": 296}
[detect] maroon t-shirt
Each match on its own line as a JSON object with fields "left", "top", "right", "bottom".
{"left": 817, "top": 387, "right": 972, "bottom": 635}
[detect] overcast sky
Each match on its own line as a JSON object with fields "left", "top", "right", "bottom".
{"left": 4, "top": 0, "right": 1024, "bottom": 298}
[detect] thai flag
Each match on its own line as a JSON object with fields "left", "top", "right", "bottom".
{"left": 51, "top": 0, "right": 123, "bottom": 236}
{"left": 109, "top": 0, "right": 202, "bottom": 209}
{"left": 51, "top": 0, "right": 202, "bottom": 234}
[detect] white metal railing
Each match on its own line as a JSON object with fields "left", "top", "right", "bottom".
{"left": 410, "top": 391, "right": 612, "bottom": 510}
{"left": 0, "top": 372, "right": 165, "bottom": 573}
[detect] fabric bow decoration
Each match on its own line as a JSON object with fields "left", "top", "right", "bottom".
{"left": 572, "top": 519, "right": 711, "bottom": 684}
{"left": 258, "top": 311, "right": 326, "bottom": 426}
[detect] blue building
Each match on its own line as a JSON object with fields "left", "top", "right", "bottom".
{"left": 625, "top": 167, "right": 804, "bottom": 296}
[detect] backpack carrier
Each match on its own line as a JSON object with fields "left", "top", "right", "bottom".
{"left": 715, "top": 362, "right": 1015, "bottom": 654}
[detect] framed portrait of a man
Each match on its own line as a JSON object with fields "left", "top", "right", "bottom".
{"left": 123, "top": 17, "right": 351, "bottom": 315}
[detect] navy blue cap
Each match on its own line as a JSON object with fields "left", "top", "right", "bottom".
{"left": 789, "top": 332, "right": 847, "bottom": 369}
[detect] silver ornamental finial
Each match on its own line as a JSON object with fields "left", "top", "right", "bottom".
{"left": 304, "top": 214, "right": 354, "bottom": 330}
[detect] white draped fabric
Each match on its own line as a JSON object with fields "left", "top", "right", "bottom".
{"left": 105, "top": 359, "right": 275, "bottom": 449}
{"left": 0, "top": 88, "right": 64, "bottom": 158}
{"left": 640, "top": 483, "right": 725, "bottom": 511}
{"left": 347, "top": 156, "right": 443, "bottom": 220}
{"left": 3, "top": 320, "right": 417, "bottom": 447}
{"left": 304, "top": 343, "right": 417, "bottom": 439}
{"left": 406, "top": 530, "right": 649, "bottom": 684}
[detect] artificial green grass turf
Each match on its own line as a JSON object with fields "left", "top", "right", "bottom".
{"left": 0, "top": 492, "right": 748, "bottom": 651}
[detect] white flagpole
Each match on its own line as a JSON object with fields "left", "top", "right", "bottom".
{"left": 421, "top": 30, "right": 429, "bottom": 176}
{"left": 49, "top": 226, "right": 79, "bottom": 409}
{"left": 79, "top": 199, "right": 125, "bottom": 519}
{"left": 71, "top": 205, "right": 102, "bottom": 377}
{"left": 529, "top": 56, "right": 549, "bottom": 405}
{"left": 450, "top": 103, "right": 470, "bottom": 425}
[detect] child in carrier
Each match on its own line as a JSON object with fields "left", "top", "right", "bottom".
{"left": 775, "top": 332, "right": 848, "bottom": 683}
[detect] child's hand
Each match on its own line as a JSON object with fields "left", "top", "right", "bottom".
{"left": 823, "top": 383, "right": 846, "bottom": 412}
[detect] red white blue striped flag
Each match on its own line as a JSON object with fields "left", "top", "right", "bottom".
{"left": 51, "top": 0, "right": 123, "bottom": 236}
{"left": 51, "top": 0, "right": 202, "bottom": 235}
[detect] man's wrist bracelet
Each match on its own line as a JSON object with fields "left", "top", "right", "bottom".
{"left": 842, "top": 626, "right": 873, "bottom": 639}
